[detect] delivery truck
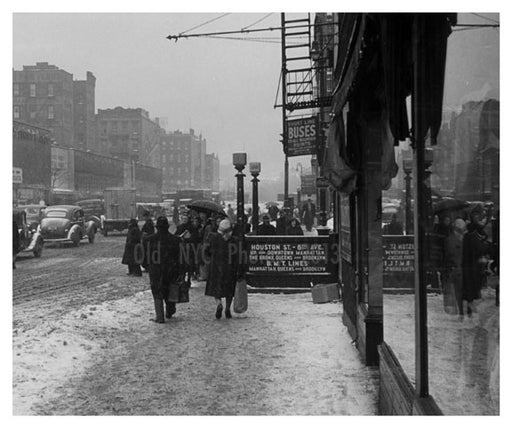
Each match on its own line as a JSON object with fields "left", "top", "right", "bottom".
{"left": 101, "top": 188, "right": 136, "bottom": 236}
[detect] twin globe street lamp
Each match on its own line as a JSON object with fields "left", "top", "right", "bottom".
{"left": 232, "top": 154, "right": 262, "bottom": 238}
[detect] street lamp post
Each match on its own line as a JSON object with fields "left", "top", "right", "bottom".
{"left": 403, "top": 158, "right": 413, "bottom": 235}
{"left": 233, "top": 153, "right": 247, "bottom": 241}
{"left": 249, "top": 162, "right": 261, "bottom": 234}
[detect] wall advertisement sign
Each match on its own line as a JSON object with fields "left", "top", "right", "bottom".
{"left": 285, "top": 116, "right": 318, "bottom": 157}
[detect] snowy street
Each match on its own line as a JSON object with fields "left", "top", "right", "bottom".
{"left": 12, "top": 234, "right": 379, "bottom": 415}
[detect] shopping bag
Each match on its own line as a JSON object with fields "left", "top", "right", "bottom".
{"left": 178, "top": 278, "right": 190, "bottom": 303}
{"left": 233, "top": 279, "right": 248, "bottom": 313}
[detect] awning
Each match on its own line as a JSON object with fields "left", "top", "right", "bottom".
{"left": 322, "top": 114, "right": 357, "bottom": 194}
{"left": 331, "top": 14, "right": 366, "bottom": 116}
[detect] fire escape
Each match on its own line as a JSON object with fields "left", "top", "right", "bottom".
{"left": 278, "top": 12, "right": 334, "bottom": 204}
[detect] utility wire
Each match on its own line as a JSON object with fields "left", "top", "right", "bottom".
{"left": 178, "top": 13, "right": 231, "bottom": 36}
{"left": 167, "top": 21, "right": 335, "bottom": 42}
{"left": 242, "top": 13, "right": 274, "bottom": 30}
{"left": 471, "top": 13, "right": 499, "bottom": 24}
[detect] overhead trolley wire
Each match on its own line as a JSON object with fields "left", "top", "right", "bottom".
{"left": 470, "top": 13, "right": 499, "bottom": 25}
{"left": 242, "top": 13, "right": 274, "bottom": 31}
{"left": 178, "top": 13, "right": 231, "bottom": 36}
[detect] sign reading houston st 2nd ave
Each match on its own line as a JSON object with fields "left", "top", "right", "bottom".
{"left": 285, "top": 116, "right": 318, "bottom": 157}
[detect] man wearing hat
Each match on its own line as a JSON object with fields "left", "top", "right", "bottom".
{"left": 258, "top": 214, "right": 276, "bottom": 235}
{"left": 204, "top": 218, "right": 239, "bottom": 319}
{"left": 145, "top": 216, "right": 182, "bottom": 323}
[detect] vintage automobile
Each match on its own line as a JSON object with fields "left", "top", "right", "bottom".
{"left": 76, "top": 199, "right": 104, "bottom": 230}
{"left": 13, "top": 208, "right": 44, "bottom": 258}
{"left": 40, "top": 205, "right": 96, "bottom": 246}
{"left": 18, "top": 204, "right": 46, "bottom": 231}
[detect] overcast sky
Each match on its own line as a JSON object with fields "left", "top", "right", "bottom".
{"left": 10, "top": 8, "right": 504, "bottom": 183}
{"left": 13, "top": 12, "right": 294, "bottom": 177}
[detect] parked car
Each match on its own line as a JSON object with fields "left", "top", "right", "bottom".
{"left": 40, "top": 205, "right": 96, "bottom": 246}
{"left": 76, "top": 199, "right": 104, "bottom": 230}
{"left": 18, "top": 204, "right": 46, "bottom": 231}
{"left": 13, "top": 208, "right": 44, "bottom": 258}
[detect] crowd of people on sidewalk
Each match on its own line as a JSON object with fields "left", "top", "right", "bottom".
{"left": 430, "top": 205, "right": 499, "bottom": 318}
{"left": 120, "top": 196, "right": 325, "bottom": 324}
{"left": 121, "top": 209, "right": 243, "bottom": 324}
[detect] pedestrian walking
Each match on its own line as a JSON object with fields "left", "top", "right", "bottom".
{"left": 301, "top": 198, "right": 316, "bottom": 232}
{"left": 462, "top": 206, "right": 491, "bottom": 316}
{"left": 146, "top": 216, "right": 182, "bottom": 323}
{"left": 204, "top": 219, "right": 239, "bottom": 319}
{"left": 140, "top": 211, "right": 155, "bottom": 272}
{"left": 443, "top": 217, "right": 466, "bottom": 316}
{"left": 121, "top": 219, "right": 142, "bottom": 276}
{"left": 286, "top": 218, "right": 304, "bottom": 235}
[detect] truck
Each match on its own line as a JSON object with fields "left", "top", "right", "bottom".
{"left": 101, "top": 188, "right": 136, "bottom": 236}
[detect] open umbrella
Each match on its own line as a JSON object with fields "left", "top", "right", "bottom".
{"left": 186, "top": 200, "right": 226, "bottom": 217}
{"left": 433, "top": 197, "right": 469, "bottom": 214}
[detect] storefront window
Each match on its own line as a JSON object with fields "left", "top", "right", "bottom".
{"left": 426, "top": 13, "right": 499, "bottom": 415}
{"left": 383, "top": 13, "right": 499, "bottom": 414}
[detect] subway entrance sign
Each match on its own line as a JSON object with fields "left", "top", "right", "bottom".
{"left": 285, "top": 116, "right": 318, "bottom": 157}
{"left": 246, "top": 235, "right": 338, "bottom": 290}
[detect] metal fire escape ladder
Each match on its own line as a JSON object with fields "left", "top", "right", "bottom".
{"left": 281, "top": 14, "right": 315, "bottom": 112}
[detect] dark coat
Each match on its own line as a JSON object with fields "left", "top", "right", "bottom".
{"left": 122, "top": 224, "right": 141, "bottom": 265}
{"left": 258, "top": 223, "right": 276, "bottom": 235}
{"left": 141, "top": 219, "right": 155, "bottom": 237}
{"left": 146, "top": 229, "right": 182, "bottom": 301}
{"left": 301, "top": 202, "right": 316, "bottom": 227}
{"left": 286, "top": 223, "right": 304, "bottom": 235}
{"left": 204, "top": 232, "right": 239, "bottom": 298}
{"left": 276, "top": 216, "right": 287, "bottom": 235}
{"left": 462, "top": 229, "right": 490, "bottom": 302}
{"left": 140, "top": 219, "right": 155, "bottom": 268}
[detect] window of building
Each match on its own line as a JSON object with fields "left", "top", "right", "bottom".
{"left": 13, "top": 84, "right": 19, "bottom": 96}
{"left": 13, "top": 105, "right": 20, "bottom": 119}
{"left": 382, "top": 13, "right": 499, "bottom": 415}
{"left": 48, "top": 105, "right": 54, "bottom": 119}
{"left": 30, "top": 83, "right": 36, "bottom": 97}
{"left": 48, "top": 83, "right": 54, "bottom": 97}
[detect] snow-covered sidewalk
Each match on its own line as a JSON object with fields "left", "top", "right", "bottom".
{"left": 13, "top": 281, "right": 379, "bottom": 415}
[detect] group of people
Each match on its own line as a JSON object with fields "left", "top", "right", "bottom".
{"left": 122, "top": 210, "right": 241, "bottom": 323}
{"left": 433, "top": 205, "right": 499, "bottom": 318}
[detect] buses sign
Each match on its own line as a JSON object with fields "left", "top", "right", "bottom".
{"left": 285, "top": 116, "right": 318, "bottom": 157}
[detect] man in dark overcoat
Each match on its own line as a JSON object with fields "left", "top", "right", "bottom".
{"left": 121, "top": 219, "right": 142, "bottom": 276}
{"left": 146, "top": 216, "right": 182, "bottom": 323}
{"left": 301, "top": 198, "right": 316, "bottom": 232}
{"left": 140, "top": 211, "right": 155, "bottom": 272}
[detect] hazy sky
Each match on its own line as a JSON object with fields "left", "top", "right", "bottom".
{"left": 10, "top": 9, "right": 503, "bottom": 183}
{"left": 13, "top": 13, "right": 294, "bottom": 176}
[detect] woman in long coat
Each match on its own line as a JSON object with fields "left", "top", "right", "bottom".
{"left": 122, "top": 219, "right": 142, "bottom": 276}
{"left": 204, "top": 219, "right": 239, "bottom": 319}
